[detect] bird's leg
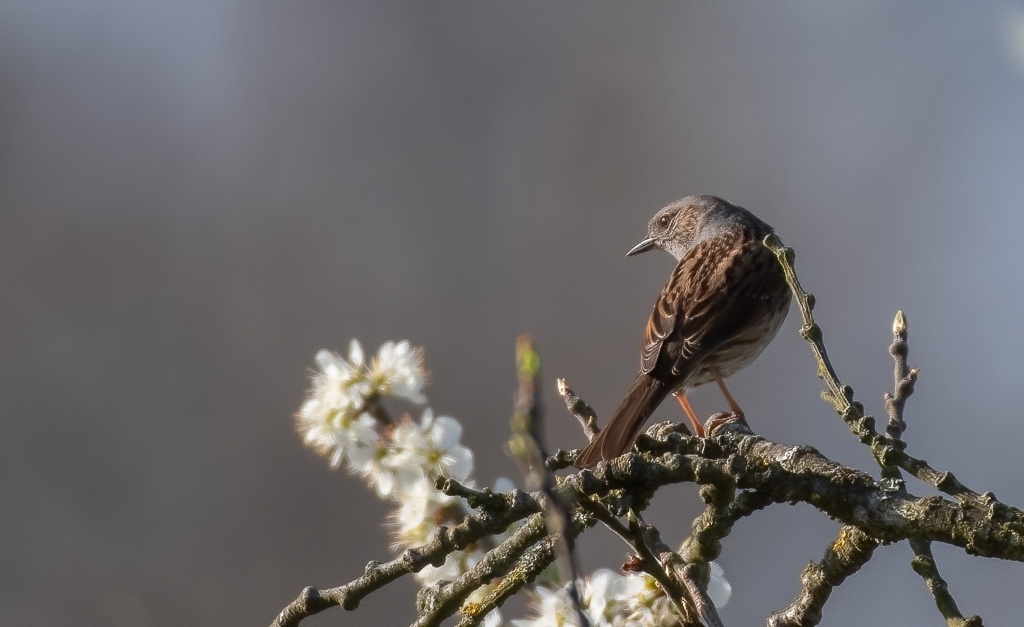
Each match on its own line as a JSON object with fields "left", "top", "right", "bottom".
{"left": 672, "top": 391, "right": 705, "bottom": 437}
{"left": 712, "top": 370, "right": 744, "bottom": 419}
{"left": 706, "top": 370, "right": 750, "bottom": 434}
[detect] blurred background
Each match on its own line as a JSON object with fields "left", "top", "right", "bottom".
{"left": 3, "top": 2, "right": 1024, "bottom": 626}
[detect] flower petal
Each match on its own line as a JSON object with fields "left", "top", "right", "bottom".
{"left": 443, "top": 445, "right": 474, "bottom": 481}
{"left": 430, "top": 416, "right": 463, "bottom": 448}
{"left": 348, "top": 339, "right": 364, "bottom": 368}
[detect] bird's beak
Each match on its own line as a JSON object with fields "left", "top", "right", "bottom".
{"left": 626, "top": 237, "right": 657, "bottom": 257}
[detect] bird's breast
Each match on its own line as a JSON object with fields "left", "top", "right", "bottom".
{"left": 689, "top": 290, "right": 791, "bottom": 385}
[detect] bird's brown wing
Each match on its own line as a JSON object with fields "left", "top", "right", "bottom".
{"left": 640, "top": 270, "right": 681, "bottom": 374}
{"left": 642, "top": 233, "right": 780, "bottom": 378}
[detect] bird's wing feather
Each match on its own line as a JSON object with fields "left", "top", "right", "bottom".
{"left": 642, "top": 233, "right": 780, "bottom": 378}
{"left": 641, "top": 278, "right": 679, "bottom": 373}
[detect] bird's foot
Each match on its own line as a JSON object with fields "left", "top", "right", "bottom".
{"left": 704, "top": 411, "right": 752, "bottom": 436}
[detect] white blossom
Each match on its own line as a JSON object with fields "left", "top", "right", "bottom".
{"left": 313, "top": 342, "right": 366, "bottom": 411}
{"left": 581, "top": 569, "right": 646, "bottom": 625}
{"left": 296, "top": 339, "right": 430, "bottom": 469}
{"left": 391, "top": 473, "right": 462, "bottom": 547}
{"left": 347, "top": 416, "right": 423, "bottom": 498}
{"left": 620, "top": 564, "right": 731, "bottom": 626}
{"left": 417, "top": 548, "right": 484, "bottom": 588}
{"left": 625, "top": 588, "right": 680, "bottom": 627}
{"left": 511, "top": 585, "right": 579, "bottom": 627}
{"left": 513, "top": 565, "right": 723, "bottom": 627}
{"left": 392, "top": 409, "right": 474, "bottom": 482}
{"left": 347, "top": 339, "right": 364, "bottom": 369}
{"left": 493, "top": 476, "right": 516, "bottom": 494}
{"left": 483, "top": 608, "right": 503, "bottom": 627}
{"left": 294, "top": 342, "right": 369, "bottom": 467}
{"left": 371, "top": 340, "right": 427, "bottom": 403}
{"left": 294, "top": 398, "right": 364, "bottom": 468}
{"left": 707, "top": 561, "right": 732, "bottom": 608}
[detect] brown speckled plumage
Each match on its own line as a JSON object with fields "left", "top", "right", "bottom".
{"left": 575, "top": 196, "right": 791, "bottom": 469}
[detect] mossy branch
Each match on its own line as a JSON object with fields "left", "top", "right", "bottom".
{"left": 272, "top": 240, "right": 1023, "bottom": 627}
{"left": 768, "top": 526, "right": 879, "bottom": 627}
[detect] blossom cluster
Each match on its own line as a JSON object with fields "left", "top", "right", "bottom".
{"left": 513, "top": 564, "right": 731, "bottom": 627}
{"left": 296, "top": 338, "right": 730, "bottom": 626}
{"left": 295, "top": 339, "right": 503, "bottom": 622}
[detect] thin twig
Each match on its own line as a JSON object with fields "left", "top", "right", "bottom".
{"left": 578, "top": 499, "right": 698, "bottom": 625}
{"left": 884, "top": 310, "right": 918, "bottom": 441}
{"left": 879, "top": 313, "right": 980, "bottom": 626}
{"left": 509, "top": 336, "right": 590, "bottom": 627}
{"left": 271, "top": 510, "right": 523, "bottom": 626}
{"left": 414, "top": 513, "right": 547, "bottom": 627}
{"left": 909, "top": 538, "right": 984, "bottom": 627}
{"left": 676, "top": 562, "right": 726, "bottom": 627}
{"left": 453, "top": 515, "right": 592, "bottom": 627}
{"left": 764, "top": 234, "right": 1019, "bottom": 518}
{"left": 646, "top": 527, "right": 725, "bottom": 627}
{"left": 770, "top": 310, "right": 909, "bottom": 627}
{"left": 270, "top": 481, "right": 549, "bottom": 627}
{"left": 557, "top": 378, "right": 601, "bottom": 440}
{"left": 765, "top": 247, "right": 987, "bottom": 627}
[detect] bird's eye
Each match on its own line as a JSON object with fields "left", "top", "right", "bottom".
{"left": 659, "top": 215, "right": 671, "bottom": 228}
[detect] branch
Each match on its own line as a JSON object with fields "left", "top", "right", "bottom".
{"left": 684, "top": 486, "right": 773, "bottom": 565}
{"left": 765, "top": 242, "right": 992, "bottom": 626}
{"left": 645, "top": 523, "right": 725, "bottom": 627}
{"left": 878, "top": 313, "right": 980, "bottom": 626}
{"left": 557, "top": 378, "right": 601, "bottom": 440}
{"left": 676, "top": 430, "right": 772, "bottom": 566}
{"left": 909, "top": 538, "right": 984, "bottom": 627}
{"left": 454, "top": 514, "right": 593, "bottom": 627}
{"left": 568, "top": 431, "right": 1024, "bottom": 561}
{"left": 414, "top": 513, "right": 546, "bottom": 627}
{"left": 280, "top": 301, "right": 1024, "bottom": 626}
{"left": 768, "top": 526, "right": 879, "bottom": 627}
{"left": 676, "top": 561, "right": 726, "bottom": 627}
{"left": 508, "top": 335, "right": 590, "bottom": 626}
{"left": 578, "top": 499, "right": 698, "bottom": 625}
{"left": 884, "top": 310, "right": 918, "bottom": 442}
{"left": 764, "top": 234, "right": 1020, "bottom": 518}
{"left": 270, "top": 488, "right": 544, "bottom": 627}
{"left": 672, "top": 463, "right": 773, "bottom": 627}
{"left": 276, "top": 419, "right": 1024, "bottom": 626}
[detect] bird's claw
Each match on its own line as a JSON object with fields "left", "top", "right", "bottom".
{"left": 705, "top": 411, "right": 750, "bottom": 436}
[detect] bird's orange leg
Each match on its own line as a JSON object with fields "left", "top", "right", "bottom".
{"left": 711, "top": 370, "right": 744, "bottom": 420}
{"left": 672, "top": 391, "right": 705, "bottom": 438}
{"left": 707, "top": 370, "right": 749, "bottom": 434}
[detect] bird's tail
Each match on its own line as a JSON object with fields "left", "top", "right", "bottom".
{"left": 575, "top": 374, "right": 669, "bottom": 469}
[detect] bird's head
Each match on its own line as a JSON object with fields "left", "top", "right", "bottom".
{"left": 628, "top": 195, "right": 737, "bottom": 261}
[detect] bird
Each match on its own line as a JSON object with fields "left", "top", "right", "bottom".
{"left": 575, "top": 195, "right": 791, "bottom": 469}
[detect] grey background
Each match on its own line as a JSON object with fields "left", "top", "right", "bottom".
{"left": 3, "top": 2, "right": 1024, "bottom": 626}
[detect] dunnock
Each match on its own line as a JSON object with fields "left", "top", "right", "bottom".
{"left": 575, "top": 195, "right": 791, "bottom": 469}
